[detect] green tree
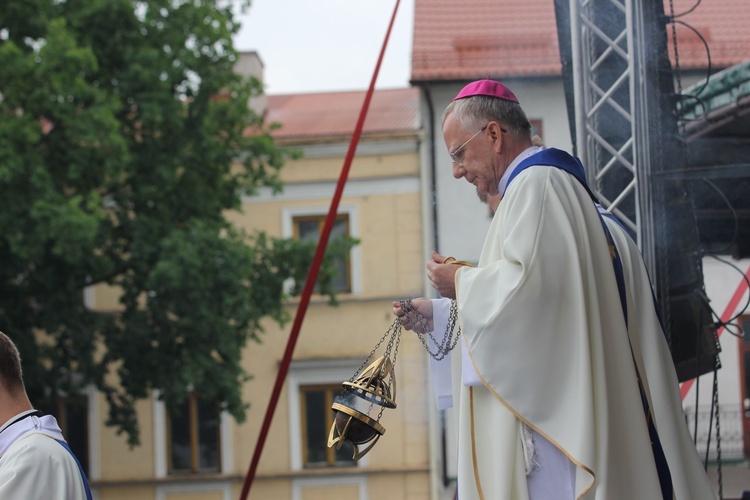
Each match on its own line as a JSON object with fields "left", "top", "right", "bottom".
{"left": 0, "top": 0, "right": 351, "bottom": 445}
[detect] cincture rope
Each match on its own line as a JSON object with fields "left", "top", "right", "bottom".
{"left": 442, "top": 256, "right": 476, "bottom": 267}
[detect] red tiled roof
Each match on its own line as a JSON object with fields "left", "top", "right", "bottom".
{"left": 412, "top": 0, "right": 561, "bottom": 81}
{"left": 411, "top": 0, "right": 750, "bottom": 82}
{"left": 267, "top": 87, "right": 420, "bottom": 140}
{"left": 665, "top": 0, "right": 750, "bottom": 71}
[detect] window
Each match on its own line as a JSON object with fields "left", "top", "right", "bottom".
{"left": 167, "top": 393, "right": 221, "bottom": 474}
{"left": 293, "top": 214, "right": 351, "bottom": 292}
{"left": 300, "top": 384, "right": 356, "bottom": 468}
{"left": 530, "top": 119, "right": 543, "bottom": 140}
{"left": 41, "top": 396, "right": 89, "bottom": 474}
{"left": 287, "top": 359, "right": 364, "bottom": 470}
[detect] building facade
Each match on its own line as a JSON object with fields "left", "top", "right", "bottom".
{"left": 80, "top": 80, "right": 429, "bottom": 498}
{"left": 231, "top": 87, "right": 430, "bottom": 500}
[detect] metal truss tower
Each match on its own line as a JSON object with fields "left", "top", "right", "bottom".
{"left": 567, "top": 0, "right": 668, "bottom": 273}
{"left": 557, "top": 0, "right": 718, "bottom": 381}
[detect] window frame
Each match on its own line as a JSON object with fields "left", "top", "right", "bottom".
{"left": 291, "top": 476, "right": 368, "bottom": 500}
{"left": 299, "top": 383, "right": 358, "bottom": 468}
{"left": 282, "top": 205, "right": 361, "bottom": 295}
{"left": 35, "top": 385, "right": 99, "bottom": 480}
{"left": 287, "top": 359, "right": 368, "bottom": 470}
{"left": 292, "top": 213, "right": 352, "bottom": 293}
{"left": 529, "top": 118, "right": 544, "bottom": 140}
{"left": 165, "top": 393, "right": 223, "bottom": 474}
{"left": 49, "top": 395, "right": 90, "bottom": 475}
{"left": 153, "top": 391, "right": 232, "bottom": 478}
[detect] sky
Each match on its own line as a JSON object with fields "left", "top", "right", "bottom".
{"left": 233, "top": 0, "right": 415, "bottom": 95}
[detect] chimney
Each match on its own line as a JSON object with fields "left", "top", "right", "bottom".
{"left": 235, "top": 50, "right": 267, "bottom": 116}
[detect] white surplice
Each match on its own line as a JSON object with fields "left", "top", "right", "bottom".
{"left": 430, "top": 162, "right": 715, "bottom": 499}
{"left": 0, "top": 411, "right": 89, "bottom": 499}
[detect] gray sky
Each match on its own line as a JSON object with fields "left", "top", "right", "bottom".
{"left": 233, "top": 0, "right": 414, "bottom": 95}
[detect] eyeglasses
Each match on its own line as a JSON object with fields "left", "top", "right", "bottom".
{"left": 449, "top": 124, "right": 488, "bottom": 167}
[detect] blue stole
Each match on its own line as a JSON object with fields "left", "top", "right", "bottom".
{"left": 505, "top": 148, "right": 674, "bottom": 500}
{"left": 56, "top": 440, "right": 93, "bottom": 500}
{"left": 506, "top": 148, "right": 596, "bottom": 202}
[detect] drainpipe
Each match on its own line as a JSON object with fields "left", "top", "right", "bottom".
{"left": 416, "top": 81, "right": 450, "bottom": 500}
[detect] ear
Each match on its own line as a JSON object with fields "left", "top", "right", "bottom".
{"left": 486, "top": 121, "right": 504, "bottom": 153}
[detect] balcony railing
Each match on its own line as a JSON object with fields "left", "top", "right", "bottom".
{"left": 683, "top": 405, "right": 746, "bottom": 462}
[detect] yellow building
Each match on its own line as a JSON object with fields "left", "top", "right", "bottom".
{"left": 234, "top": 87, "right": 429, "bottom": 500}
{"left": 83, "top": 84, "right": 430, "bottom": 500}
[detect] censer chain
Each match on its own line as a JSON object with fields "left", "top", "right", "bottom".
{"left": 349, "top": 319, "right": 401, "bottom": 384}
{"left": 398, "top": 299, "right": 461, "bottom": 361}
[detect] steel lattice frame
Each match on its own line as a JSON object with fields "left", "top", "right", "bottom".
{"left": 566, "top": 0, "right": 719, "bottom": 380}
{"left": 569, "top": 0, "right": 659, "bottom": 273}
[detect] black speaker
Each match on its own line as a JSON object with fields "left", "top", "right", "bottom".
{"left": 668, "top": 291, "right": 720, "bottom": 382}
{"left": 659, "top": 180, "right": 721, "bottom": 382}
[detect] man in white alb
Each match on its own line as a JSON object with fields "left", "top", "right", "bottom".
{"left": 0, "top": 331, "right": 92, "bottom": 499}
{"left": 394, "top": 79, "right": 715, "bottom": 499}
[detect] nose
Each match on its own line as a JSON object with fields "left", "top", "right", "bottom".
{"left": 452, "top": 163, "right": 465, "bottom": 179}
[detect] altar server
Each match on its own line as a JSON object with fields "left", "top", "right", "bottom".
{"left": 0, "top": 331, "right": 92, "bottom": 499}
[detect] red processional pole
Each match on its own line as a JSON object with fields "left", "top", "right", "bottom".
{"left": 239, "top": 1, "right": 402, "bottom": 498}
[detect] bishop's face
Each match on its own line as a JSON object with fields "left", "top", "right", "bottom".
{"left": 442, "top": 113, "right": 499, "bottom": 196}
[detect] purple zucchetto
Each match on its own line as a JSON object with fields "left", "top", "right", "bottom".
{"left": 452, "top": 78, "right": 519, "bottom": 103}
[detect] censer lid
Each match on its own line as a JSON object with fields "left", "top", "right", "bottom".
{"left": 342, "top": 355, "right": 396, "bottom": 409}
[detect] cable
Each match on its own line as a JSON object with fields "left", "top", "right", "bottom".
{"left": 671, "top": 0, "right": 703, "bottom": 19}
{"left": 713, "top": 358, "right": 724, "bottom": 499}
{"left": 693, "top": 374, "right": 700, "bottom": 447}
{"left": 699, "top": 177, "right": 739, "bottom": 256}
{"left": 720, "top": 321, "right": 743, "bottom": 339}
{"left": 707, "top": 255, "right": 750, "bottom": 327}
{"left": 666, "top": 0, "right": 714, "bottom": 129}
{"left": 703, "top": 367, "right": 716, "bottom": 466}
{"left": 677, "top": 94, "right": 708, "bottom": 123}
{"left": 673, "top": 20, "right": 713, "bottom": 99}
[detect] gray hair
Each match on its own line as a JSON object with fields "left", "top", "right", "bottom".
{"left": 442, "top": 95, "right": 532, "bottom": 142}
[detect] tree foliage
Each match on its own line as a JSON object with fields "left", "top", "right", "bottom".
{"left": 0, "top": 0, "right": 352, "bottom": 445}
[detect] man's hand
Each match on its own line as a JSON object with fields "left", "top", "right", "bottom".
{"left": 427, "top": 251, "right": 460, "bottom": 299}
{"left": 392, "top": 298, "right": 433, "bottom": 333}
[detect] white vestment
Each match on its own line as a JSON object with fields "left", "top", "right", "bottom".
{"left": 433, "top": 162, "right": 714, "bottom": 499}
{"left": 0, "top": 411, "right": 89, "bottom": 499}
